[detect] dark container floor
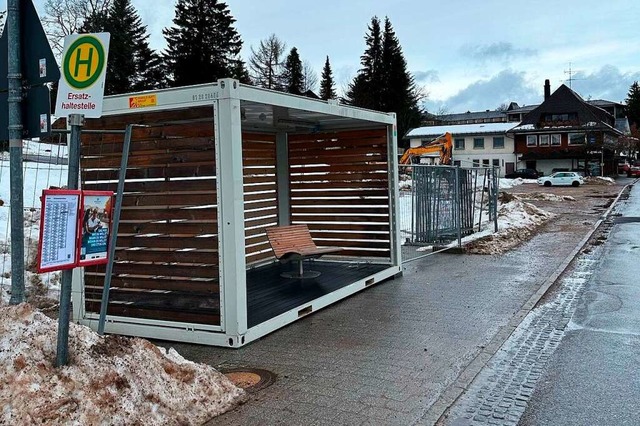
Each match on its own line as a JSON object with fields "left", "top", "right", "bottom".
{"left": 246, "top": 260, "right": 387, "bottom": 328}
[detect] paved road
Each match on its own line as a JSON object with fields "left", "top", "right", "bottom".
{"left": 440, "top": 179, "right": 638, "bottom": 426}
{"left": 519, "top": 182, "right": 640, "bottom": 426}
{"left": 154, "top": 180, "right": 626, "bottom": 425}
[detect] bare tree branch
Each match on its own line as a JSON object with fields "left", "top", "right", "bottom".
{"left": 301, "top": 60, "right": 318, "bottom": 94}
{"left": 43, "top": 0, "right": 111, "bottom": 56}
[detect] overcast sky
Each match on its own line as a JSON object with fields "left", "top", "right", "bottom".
{"left": 25, "top": 0, "right": 640, "bottom": 113}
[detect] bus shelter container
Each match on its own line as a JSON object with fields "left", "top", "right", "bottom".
{"left": 71, "top": 79, "right": 402, "bottom": 347}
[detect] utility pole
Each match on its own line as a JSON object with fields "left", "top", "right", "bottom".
{"left": 8, "top": 0, "right": 25, "bottom": 305}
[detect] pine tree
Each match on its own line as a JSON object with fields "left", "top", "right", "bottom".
{"left": 163, "top": 0, "right": 243, "bottom": 87}
{"left": 345, "top": 16, "right": 421, "bottom": 146}
{"left": 249, "top": 34, "right": 286, "bottom": 90}
{"left": 319, "top": 56, "right": 336, "bottom": 100}
{"left": 626, "top": 81, "right": 640, "bottom": 129}
{"left": 229, "top": 58, "right": 252, "bottom": 84}
{"left": 282, "top": 47, "right": 304, "bottom": 95}
{"left": 81, "top": 0, "right": 163, "bottom": 94}
{"left": 380, "top": 17, "right": 421, "bottom": 142}
{"left": 344, "top": 16, "right": 383, "bottom": 110}
{"left": 135, "top": 43, "right": 169, "bottom": 90}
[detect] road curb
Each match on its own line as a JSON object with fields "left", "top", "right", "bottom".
{"left": 418, "top": 183, "right": 630, "bottom": 426}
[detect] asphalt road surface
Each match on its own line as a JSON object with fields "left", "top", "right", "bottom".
{"left": 519, "top": 181, "right": 640, "bottom": 426}
{"left": 441, "top": 179, "right": 640, "bottom": 426}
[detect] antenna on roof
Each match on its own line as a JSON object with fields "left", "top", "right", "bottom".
{"left": 563, "top": 62, "right": 583, "bottom": 89}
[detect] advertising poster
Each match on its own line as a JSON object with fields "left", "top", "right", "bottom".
{"left": 37, "top": 190, "right": 81, "bottom": 273}
{"left": 78, "top": 191, "right": 113, "bottom": 267}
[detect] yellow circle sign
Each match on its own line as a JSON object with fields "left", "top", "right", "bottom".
{"left": 63, "top": 36, "right": 106, "bottom": 89}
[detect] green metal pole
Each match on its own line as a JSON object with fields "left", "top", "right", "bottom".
{"left": 7, "top": 0, "right": 25, "bottom": 305}
{"left": 56, "top": 114, "right": 83, "bottom": 367}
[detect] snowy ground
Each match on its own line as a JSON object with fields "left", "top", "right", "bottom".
{"left": 0, "top": 150, "right": 606, "bottom": 423}
{"left": 1, "top": 145, "right": 68, "bottom": 306}
{"left": 1, "top": 304, "right": 245, "bottom": 425}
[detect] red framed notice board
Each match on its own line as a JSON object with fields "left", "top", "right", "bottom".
{"left": 78, "top": 191, "right": 114, "bottom": 267}
{"left": 36, "top": 189, "right": 114, "bottom": 273}
{"left": 37, "top": 190, "right": 81, "bottom": 273}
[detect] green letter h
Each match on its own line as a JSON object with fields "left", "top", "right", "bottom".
{"left": 74, "top": 48, "right": 94, "bottom": 77}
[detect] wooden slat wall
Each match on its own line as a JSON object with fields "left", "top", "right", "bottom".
{"left": 81, "top": 107, "right": 220, "bottom": 326}
{"left": 288, "top": 129, "right": 391, "bottom": 259}
{"left": 243, "top": 133, "right": 279, "bottom": 264}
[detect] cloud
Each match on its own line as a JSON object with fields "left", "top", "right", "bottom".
{"left": 461, "top": 42, "right": 537, "bottom": 62}
{"left": 424, "top": 69, "right": 540, "bottom": 113}
{"left": 413, "top": 70, "right": 440, "bottom": 83}
{"left": 568, "top": 64, "right": 640, "bottom": 103}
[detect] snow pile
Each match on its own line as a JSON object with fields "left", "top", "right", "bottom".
{"left": 584, "top": 176, "right": 615, "bottom": 185}
{"left": 513, "top": 192, "right": 576, "bottom": 202}
{"left": 0, "top": 304, "right": 245, "bottom": 425}
{"left": 499, "top": 178, "right": 537, "bottom": 189}
{"left": 466, "top": 196, "right": 555, "bottom": 255}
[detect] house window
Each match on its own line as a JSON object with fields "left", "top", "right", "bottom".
{"left": 473, "top": 137, "right": 485, "bottom": 149}
{"left": 543, "top": 112, "right": 578, "bottom": 123}
{"left": 551, "top": 134, "right": 561, "bottom": 146}
{"left": 473, "top": 159, "right": 480, "bottom": 167}
{"left": 482, "top": 159, "right": 490, "bottom": 167}
{"left": 453, "top": 160, "right": 461, "bottom": 167}
{"left": 454, "top": 138, "right": 465, "bottom": 150}
{"left": 492, "top": 159, "right": 500, "bottom": 167}
{"left": 493, "top": 137, "right": 505, "bottom": 149}
{"left": 526, "top": 135, "right": 537, "bottom": 147}
{"left": 539, "top": 135, "right": 550, "bottom": 146}
{"left": 568, "top": 133, "right": 585, "bottom": 145}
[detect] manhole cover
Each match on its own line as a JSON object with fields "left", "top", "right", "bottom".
{"left": 221, "top": 368, "right": 276, "bottom": 393}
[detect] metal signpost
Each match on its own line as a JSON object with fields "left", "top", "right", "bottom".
{"left": 54, "top": 32, "right": 110, "bottom": 367}
{"left": 2, "top": 0, "right": 61, "bottom": 305}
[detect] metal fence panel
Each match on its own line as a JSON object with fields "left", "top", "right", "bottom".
{"left": 399, "top": 164, "right": 498, "bottom": 263}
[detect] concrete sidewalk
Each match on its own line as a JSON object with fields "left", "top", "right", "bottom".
{"left": 158, "top": 182, "right": 626, "bottom": 425}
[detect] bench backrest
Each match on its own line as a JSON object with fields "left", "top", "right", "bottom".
{"left": 265, "top": 224, "right": 317, "bottom": 259}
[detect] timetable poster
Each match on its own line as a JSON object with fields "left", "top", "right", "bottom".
{"left": 78, "top": 191, "right": 113, "bottom": 267}
{"left": 37, "top": 190, "right": 81, "bottom": 273}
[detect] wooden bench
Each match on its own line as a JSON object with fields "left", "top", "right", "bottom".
{"left": 266, "top": 224, "right": 342, "bottom": 279}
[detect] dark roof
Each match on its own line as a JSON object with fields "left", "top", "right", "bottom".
{"left": 506, "top": 104, "right": 538, "bottom": 114}
{"left": 588, "top": 99, "right": 625, "bottom": 108}
{"left": 517, "top": 84, "right": 616, "bottom": 130}
{"left": 440, "top": 110, "right": 506, "bottom": 121}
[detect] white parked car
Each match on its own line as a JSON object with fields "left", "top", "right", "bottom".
{"left": 537, "top": 172, "right": 584, "bottom": 187}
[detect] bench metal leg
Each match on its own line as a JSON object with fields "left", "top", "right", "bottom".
{"left": 280, "top": 259, "right": 321, "bottom": 279}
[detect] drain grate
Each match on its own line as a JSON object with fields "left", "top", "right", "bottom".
{"left": 613, "top": 216, "right": 640, "bottom": 224}
{"left": 221, "top": 368, "right": 276, "bottom": 393}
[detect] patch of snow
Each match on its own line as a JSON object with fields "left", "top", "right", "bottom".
{"left": 512, "top": 124, "right": 535, "bottom": 130}
{"left": 584, "top": 176, "right": 615, "bottom": 185}
{"left": 0, "top": 304, "right": 245, "bottom": 425}
{"left": 499, "top": 178, "right": 537, "bottom": 189}
{"left": 406, "top": 122, "right": 516, "bottom": 138}
{"left": 465, "top": 198, "right": 555, "bottom": 255}
{"left": 513, "top": 192, "right": 576, "bottom": 202}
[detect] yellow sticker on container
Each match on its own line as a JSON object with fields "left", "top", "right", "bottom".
{"left": 128, "top": 94, "right": 157, "bottom": 109}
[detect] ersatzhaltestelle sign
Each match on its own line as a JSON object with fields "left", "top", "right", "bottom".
{"left": 55, "top": 33, "right": 110, "bottom": 118}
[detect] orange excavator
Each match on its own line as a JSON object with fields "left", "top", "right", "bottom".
{"left": 399, "top": 132, "right": 453, "bottom": 165}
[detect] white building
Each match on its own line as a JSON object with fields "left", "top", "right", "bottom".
{"left": 405, "top": 122, "right": 517, "bottom": 176}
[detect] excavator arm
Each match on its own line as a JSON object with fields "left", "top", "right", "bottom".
{"left": 400, "top": 132, "right": 453, "bottom": 165}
